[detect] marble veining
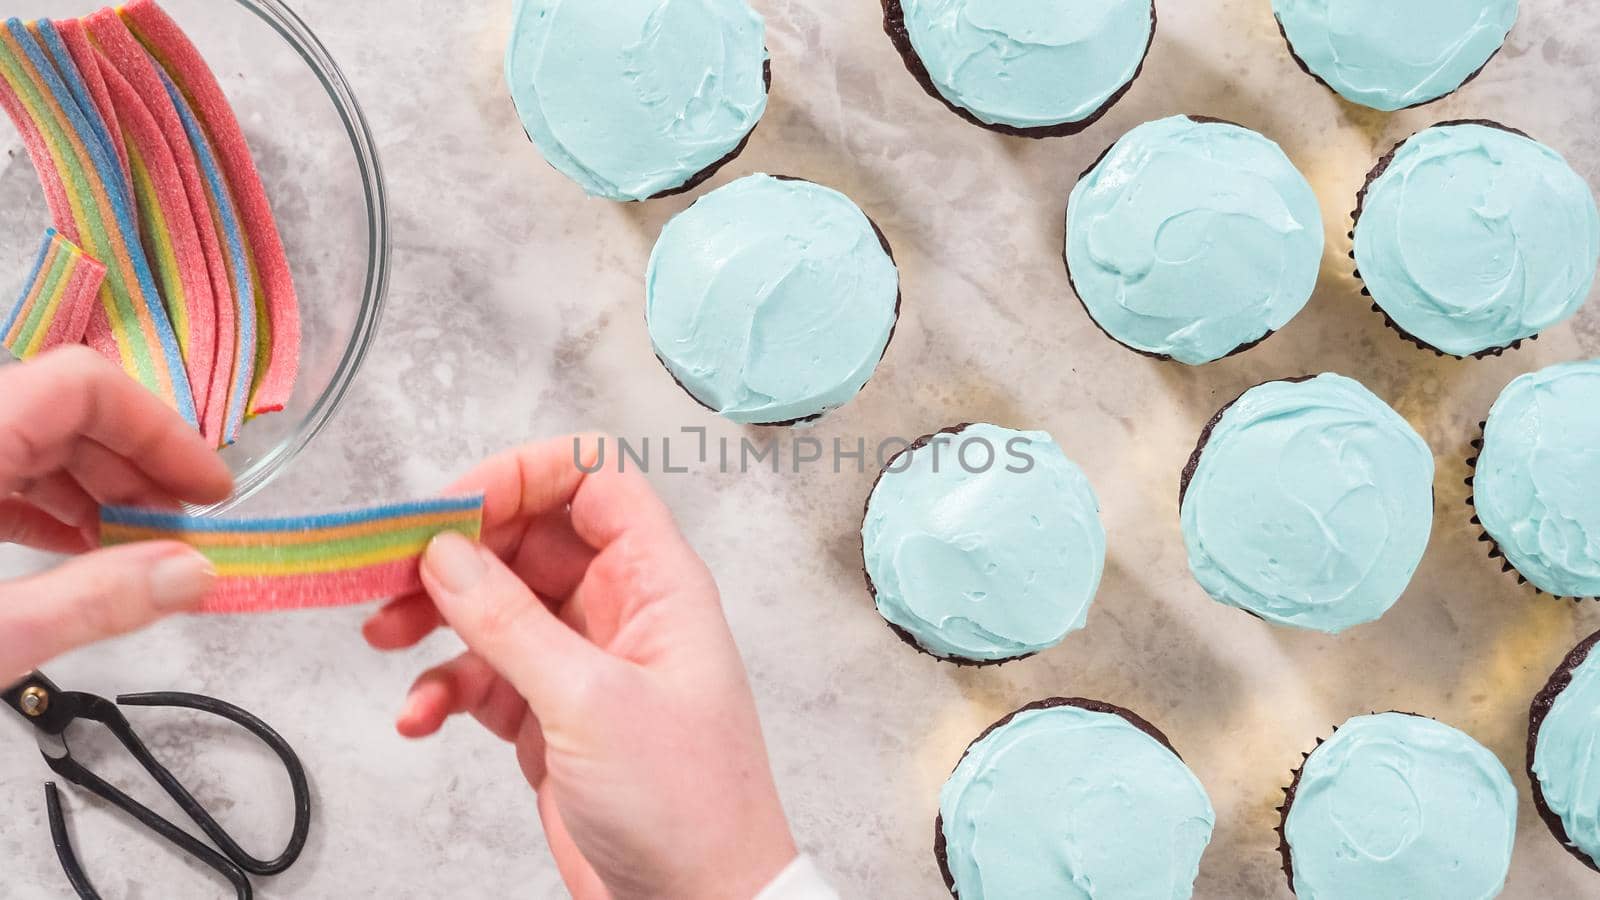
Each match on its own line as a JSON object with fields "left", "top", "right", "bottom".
{"left": 3, "top": 0, "right": 1600, "bottom": 897}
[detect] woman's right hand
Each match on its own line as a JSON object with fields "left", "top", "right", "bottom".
{"left": 363, "top": 435, "right": 800, "bottom": 900}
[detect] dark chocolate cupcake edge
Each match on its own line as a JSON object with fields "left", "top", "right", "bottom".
{"left": 1273, "top": 16, "right": 1506, "bottom": 114}
{"left": 1527, "top": 629, "right": 1600, "bottom": 873}
{"left": 881, "top": 0, "right": 1156, "bottom": 139}
{"left": 1349, "top": 120, "right": 1539, "bottom": 360}
{"left": 1276, "top": 711, "right": 1430, "bottom": 895}
{"left": 934, "top": 697, "right": 1186, "bottom": 898}
{"left": 1465, "top": 420, "right": 1599, "bottom": 602}
{"left": 860, "top": 423, "right": 1036, "bottom": 668}
{"left": 516, "top": 59, "right": 774, "bottom": 203}
{"left": 649, "top": 173, "right": 904, "bottom": 428}
{"left": 649, "top": 59, "right": 774, "bottom": 201}
{"left": 1063, "top": 115, "right": 1280, "bottom": 365}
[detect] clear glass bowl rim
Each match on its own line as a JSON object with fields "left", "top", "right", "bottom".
{"left": 203, "top": 0, "right": 390, "bottom": 513}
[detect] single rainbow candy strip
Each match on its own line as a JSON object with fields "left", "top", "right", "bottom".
{"left": 0, "top": 18, "right": 195, "bottom": 424}
{"left": 124, "top": 0, "right": 299, "bottom": 418}
{"left": 156, "top": 65, "right": 255, "bottom": 444}
{"left": 100, "top": 497, "right": 487, "bottom": 614}
{"left": 3, "top": 228, "right": 103, "bottom": 358}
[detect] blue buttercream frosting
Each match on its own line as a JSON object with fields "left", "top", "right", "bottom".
{"left": 1354, "top": 124, "right": 1600, "bottom": 357}
{"left": 863, "top": 424, "right": 1105, "bottom": 662}
{"left": 1181, "top": 374, "right": 1434, "bottom": 634}
{"left": 1285, "top": 713, "right": 1517, "bottom": 900}
{"left": 646, "top": 174, "right": 899, "bottom": 425}
{"left": 1475, "top": 360, "right": 1600, "bottom": 598}
{"left": 898, "top": 0, "right": 1153, "bottom": 129}
{"left": 1273, "top": 0, "right": 1518, "bottom": 111}
{"left": 940, "top": 703, "right": 1215, "bottom": 899}
{"left": 1066, "top": 116, "right": 1324, "bottom": 365}
{"left": 505, "top": 0, "right": 769, "bottom": 201}
{"left": 1533, "top": 635, "right": 1600, "bottom": 866}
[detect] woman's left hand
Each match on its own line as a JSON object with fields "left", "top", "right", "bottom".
{"left": 0, "top": 346, "right": 233, "bottom": 678}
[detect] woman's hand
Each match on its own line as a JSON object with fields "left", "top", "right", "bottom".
{"left": 0, "top": 346, "right": 232, "bottom": 677}
{"left": 363, "top": 435, "right": 798, "bottom": 900}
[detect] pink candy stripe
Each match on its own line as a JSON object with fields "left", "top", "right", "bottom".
{"left": 200, "top": 558, "right": 424, "bottom": 614}
{"left": 43, "top": 258, "right": 105, "bottom": 348}
{"left": 124, "top": 0, "right": 299, "bottom": 416}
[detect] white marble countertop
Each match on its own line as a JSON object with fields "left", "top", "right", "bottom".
{"left": 4, "top": 0, "right": 1600, "bottom": 897}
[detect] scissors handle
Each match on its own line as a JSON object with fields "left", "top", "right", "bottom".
{"left": 116, "top": 691, "right": 313, "bottom": 875}
{"left": 32, "top": 689, "right": 312, "bottom": 898}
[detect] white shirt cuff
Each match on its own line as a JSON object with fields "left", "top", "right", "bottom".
{"left": 755, "top": 855, "right": 839, "bottom": 900}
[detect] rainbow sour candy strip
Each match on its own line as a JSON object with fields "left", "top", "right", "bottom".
{"left": 124, "top": 0, "right": 299, "bottom": 417}
{"left": 44, "top": 19, "right": 131, "bottom": 204}
{"left": 86, "top": 11, "right": 238, "bottom": 447}
{"left": 100, "top": 497, "right": 487, "bottom": 614}
{"left": 96, "top": 45, "right": 218, "bottom": 430}
{"left": 156, "top": 66, "right": 255, "bottom": 444}
{"left": 3, "top": 228, "right": 103, "bottom": 357}
{"left": 0, "top": 18, "right": 194, "bottom": 424}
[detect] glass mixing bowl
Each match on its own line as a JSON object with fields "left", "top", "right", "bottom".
{"left": 0, "top": 0, "right": 388, "bottom": 512}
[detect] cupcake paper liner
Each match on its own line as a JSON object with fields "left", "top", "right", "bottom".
{"left": 880, "top": 0, "right": 1157, "bottom": 139}
{"left": 1526, "top": 629, "right": 1600, "bottom": 873}
{"left": 860, "top": 423, "right": 1032, "bottom": 668}
{"left": 934, "top": 697, "right": 1184, "bottom": 898}
{"left": 1465, "top": 420, "right": 1598, "bottom": 602}
{"left": 1350, "top": 120, "right": 1538, "bottom": 360}
{"left": 1063, "top": 115, "right": 1283, "bottom": 364}
{"left": 651, "top": 174, "right": 903, "bottom": 427}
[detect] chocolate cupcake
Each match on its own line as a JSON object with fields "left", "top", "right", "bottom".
{"left": 862, "top": 424, "right": 1105, "bottom": 665}
{"left": 1066, "top": 115, "right": 1324, "bottom": 365}
{"left": 881, "top": 0, "right": 1155, "bottom": 138}
{"left": 936, "top": 698, "right": 1214, "bottom": 898}
{"left": 1277, "top": 712, "right": 1517, "bottom": 898}
{"left": 1352, "top": 122, "right": 1600, "bottom": 358}
{"left": 1272, "top": 0, "right": 1518, "bottom": 111}
{"left": 1468, "top": 360, "right": 1600, "bottom": 600}
{"left": 646, "top": 174, "right": 900, "bottom": 426}
{"left": 1180, "top": 374, "right": 1434, "bottom": 634}
{"left": 1529, "top": 629, "right": 1600, "bottom": 873}
{"left": 505, "top": 0, "right": 770, "bottom": 201}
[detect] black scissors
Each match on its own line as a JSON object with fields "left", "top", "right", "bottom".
{"left": 3, "top": 670, "right": 312, "bottom": 899}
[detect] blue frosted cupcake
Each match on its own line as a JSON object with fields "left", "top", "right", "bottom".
{"left": 1278, "top": 712, "right": 1517, "bottom": 898}
{"left": 505, "top": 0, "right": 770, "bottom": 201}
{"left": 937, "top": 698, "right": 1215, "bottom": 898}
{"left": 1470, "top": 360, "right": 1600, "bottom": 600}
{"left": 1180, "top": 374, "right": 1435, "bottom": 634}
{"left": 862, "top": 424, "right": 1105, "bottom": 665}
{"left": 646, "top": 174, "right": 900, "bottom": 425}
{"left": 1273, "top": 0, "right": 1518, "bottom": 111}
{"left": 881, "top": 0, "right": 1156, "bottom": 137}
{"left": 1530, "top": 629, "right": 1600, "bottom": 873}
{"left": 1353, "top": 122, "right": 1600, "bottom": 358}
{"left": 1066, "top": 116, "right": 1325, "bottom": 365}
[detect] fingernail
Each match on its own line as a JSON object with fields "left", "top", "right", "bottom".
{"left": 149, "top": 549, "right": 216, "bottom": 611}
{"left": 425, "top": 532, "right": 483, "bottom": 594}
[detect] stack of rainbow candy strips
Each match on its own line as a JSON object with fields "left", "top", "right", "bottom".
{"left": 100, "top": 498, "right": 487, "bottom": 614}
{"left": 0, "top": 0, "right": 299, "bottom": 448}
